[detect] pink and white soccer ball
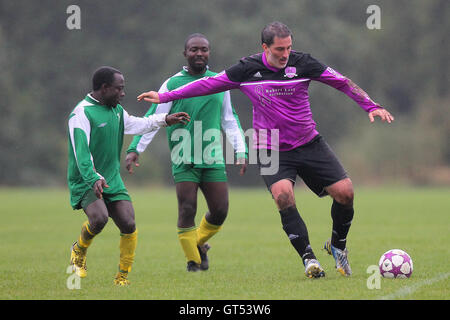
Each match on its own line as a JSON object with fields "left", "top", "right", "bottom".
{"left": 379, "top": 249, "right": 413, "bottom": 278}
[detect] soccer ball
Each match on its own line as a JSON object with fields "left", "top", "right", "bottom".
{"left": 378, "top": 249, "right": 413, "bottom": 278}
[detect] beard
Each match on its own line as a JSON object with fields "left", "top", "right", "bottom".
{"left": 189, "top": 59, "right": 208, "bottom": 73}
{"left": 105, "top": 97, "right": 119, "bottom": 108}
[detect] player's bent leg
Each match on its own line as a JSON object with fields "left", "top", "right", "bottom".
{"left": 196, "top": 181, "right": 229, "bottom": 270}
{"left": 176, "top": 182, "right": 202, "bottom": 270}
{"left": 114, "top": 229, "right": 138, "bottom": 286}
{"left": 70, "top": 221, "right": 95, "bottom": 278}
{"left": 325, "top": 178, "right": 354, "bottom": 207}
{"left": 107, "top": 200, "right": 136, "bottom": 234}
{"left": 270, "top": 180, "right": 323, "bottom": 277}
{"left": 107, "top": 200, "right": 138, "bottom": 285}
{"left": 270, "top": 179, "right": 296, "bottom": 210}
{"left": 176, "top": 182, "right": 199, "bottom": 228}
{"left": 182, "top": 174, "right": 229, "bottom": 271}
{"left": 199, "top": 181, "right": 229, "bottom": 226}
{"left": 84, "top": 198, "right": 110, "bottom": 234}
{"left": 70, "top": 197, "right": 109, "bottom": 278}
{"left": 198, "top": 182, "right": 228, "bottom": 247}
{"left": 324, "top": 178, "right": 354, "bottom": 276}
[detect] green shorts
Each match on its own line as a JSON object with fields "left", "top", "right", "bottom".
{"left": 79, "top": 175, "right": 131, "bottom": 210}
{"left": 173, "top": 167, "right": 227, "bottom": 184}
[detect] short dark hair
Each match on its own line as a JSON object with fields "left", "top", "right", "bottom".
{"left": 184, "top": 33, "right": 209, "bottom": 50}
{"left": 261, "top": 21, "right": 292, "bottom": 46}
{"left": 92, "top": 66, "right": 122, "bottom": 91}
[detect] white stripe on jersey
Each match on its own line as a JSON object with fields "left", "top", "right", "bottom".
{"left": 240, "top": 78, "right": 310, "bottom": 86}
{"left": 68, "top": 101, "right": 103, "bottom": 180}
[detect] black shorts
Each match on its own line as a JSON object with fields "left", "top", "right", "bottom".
{"left": 257, "top": 135, "right": 348, "bottom": 197}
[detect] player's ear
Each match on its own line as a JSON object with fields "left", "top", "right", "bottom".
{"left": 100, "top": 83, "right": 108, "bottom": 92}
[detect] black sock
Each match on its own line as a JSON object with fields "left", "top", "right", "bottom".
{"left": 331, "top": 200, "right": 354, "bottom": 250}
{"left": 279, "top": 206, "right": 316, "bottom": 264}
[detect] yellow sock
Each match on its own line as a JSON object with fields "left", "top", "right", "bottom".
{"left": 77, "top": 221, "right": 96, "bottom": 249}
{"left": 197, "top": 215, "right": 222, "bottom": 246}
{"left": 119, "top": 230, "right": 138, "bottom": 273}
{"left": 177, "top": 227, "right": 201, "bottom": 264}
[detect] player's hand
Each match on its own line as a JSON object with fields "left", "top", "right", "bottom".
{"left": 125, "top": 152, "right": 140, "bottom": 174}
{"left": 369, "top": 107, "right": 394, "bottom": 123}
{"left": 166, "top": 112, "right": 190, "bottom": 126}
{"left": 93, "top": 179, "right": 109, "bottom": 199}
{"left": 137, "top": 91, "right": 160, "bottom": 104}
{"left": 236, "top": 157, "right": 248, "bottom": 176}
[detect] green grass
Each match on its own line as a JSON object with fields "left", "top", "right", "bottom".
{"left": 0, "top": 186, "right": 449, "bottom": 300}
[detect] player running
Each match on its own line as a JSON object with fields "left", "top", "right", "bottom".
{"left": 67, "top": 66, "right": 189, "bottom": 285}
{"left": 126, "top": 34, "right": 247, "bottom": 272}
{"left": 136, "top": 22, "right": 394, "bottom": 278}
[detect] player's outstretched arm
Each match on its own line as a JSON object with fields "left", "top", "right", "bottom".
{"left": 137, "top": 91, "right": 160, "bottom": 104}
{"left": 137, "top": 73, "right": 240, "bottom": 105}
{"left": 368, "top": 108, "right": 394, "bottom": 123}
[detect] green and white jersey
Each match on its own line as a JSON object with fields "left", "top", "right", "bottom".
{"left": 127, "top": 67, "right": 247, "bottom": 174}
{"left": 68, "top": 94, "right": 167, "bottom": 209}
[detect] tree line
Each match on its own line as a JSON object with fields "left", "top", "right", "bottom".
{"left": 0, "top": 0, "right": 448, "bottom": 186}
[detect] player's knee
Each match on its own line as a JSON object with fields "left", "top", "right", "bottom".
{"left": 327, "top": 178, "right": 354, "bottom": 207}
{"left": 208, "top": 206, "right": 228, "bottom": 225}
{"left": 274, "top": 191, "right": 295, "bottom": 211}
{"left": 178, "top": 201, "right": 197, "bottom": 226}
{"left": 334, "top": 188, "right": 354, "bottom": 207}
{"left": 89, "top": 214, "right": 108, "bottom": 234}
{"left": 118, "top": 219, "right": 136, "bottom": 234}
{"left": 179, "top": 201, "right": 196, "bottom": 216}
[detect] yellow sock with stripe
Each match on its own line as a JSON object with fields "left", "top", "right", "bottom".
{"left": 77, "top": 221, "right": 96, "bottom": 250}
{"left": 119, "top": 230, "right": 138, "bottom": 273}
{"left": 197, "top": 215, "right": 222, "bottom": 246}
{"left": 177, "top": 227, "right": 201, "bottom": 264}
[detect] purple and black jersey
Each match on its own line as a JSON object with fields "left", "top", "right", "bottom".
{"left": 159, "top": 51, "right": 381, "bottom": 151}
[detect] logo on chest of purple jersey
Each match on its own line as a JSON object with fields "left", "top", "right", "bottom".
{"left": 284, "top": 67, "right": 298, "bottom": 78}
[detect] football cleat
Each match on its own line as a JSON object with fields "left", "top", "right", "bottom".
{"left": 304, "top": 259, "right": 326, "bottom": 278}
{"left": 197, "top": 243, "right": 211, "bottom": 271}
{"left": 70, "top": 242, "right": 87, "bottom": 278}
{"left": 324, "top": 239, "right": 352, "bottom": 276}
{"left": 186, "top": 261, "right": 201, "bottom": 272}
{"left": 114, "top": 270, "right": 130, "bottom": 286}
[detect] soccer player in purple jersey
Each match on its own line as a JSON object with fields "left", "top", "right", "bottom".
{"left": 137, "top": 22, "right": 394, "bottom": 278}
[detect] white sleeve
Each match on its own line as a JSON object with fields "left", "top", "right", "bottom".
{"left": 221, "top": 91, "right": 246, "bottom": 154}
{"left": 135, "top": 79, "right": 173, "bottom": 153}
{"left": 123, "top": 109, "right": 168, "bottom": 135}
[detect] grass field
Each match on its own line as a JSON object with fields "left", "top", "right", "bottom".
{"left": 0, "top": 186, "right": 449, "bottom": 300}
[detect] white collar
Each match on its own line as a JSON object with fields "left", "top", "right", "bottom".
{"left": 88, "top": 93, "right": 100, "bottom": 103}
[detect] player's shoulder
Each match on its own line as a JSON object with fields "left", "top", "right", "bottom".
{"left": 165, "top": 69, "right": 189, "bottom": 90}
{"left": 70, "top": 96, "right": 94, "bottom": 118}
{"left": 115, "top": 104, "right": 125, "bottom": 113}
{"left": 225, "top": 53, "right": 264, "bottom": 82}
{"left": 240, "top": 52, "right": 264, "bottom": 68}
{"left": 290, "top": 51, "right": 327, "bottom": 77}
{"left": 166, "top": 70, "right": 184, "bottom": 82}
{"left": 290, "top": 51, "right": 317, "bottom": 64}
{"left": 204, "top": 69, "right": 219, "bottom": 77}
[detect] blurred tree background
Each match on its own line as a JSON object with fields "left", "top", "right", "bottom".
{"left": 0, "top": 0, "right": 448, "bottom": 187}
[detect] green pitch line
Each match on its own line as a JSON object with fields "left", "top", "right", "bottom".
{"left": 0, "top": 186, "right": 448, "bottom": 300}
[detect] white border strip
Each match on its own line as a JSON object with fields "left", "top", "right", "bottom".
{"left": 240, "top": 78, "right": 310, "bottom": 86}
{"left": 379, "top": 272, "right": 450, "bottom": 300}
